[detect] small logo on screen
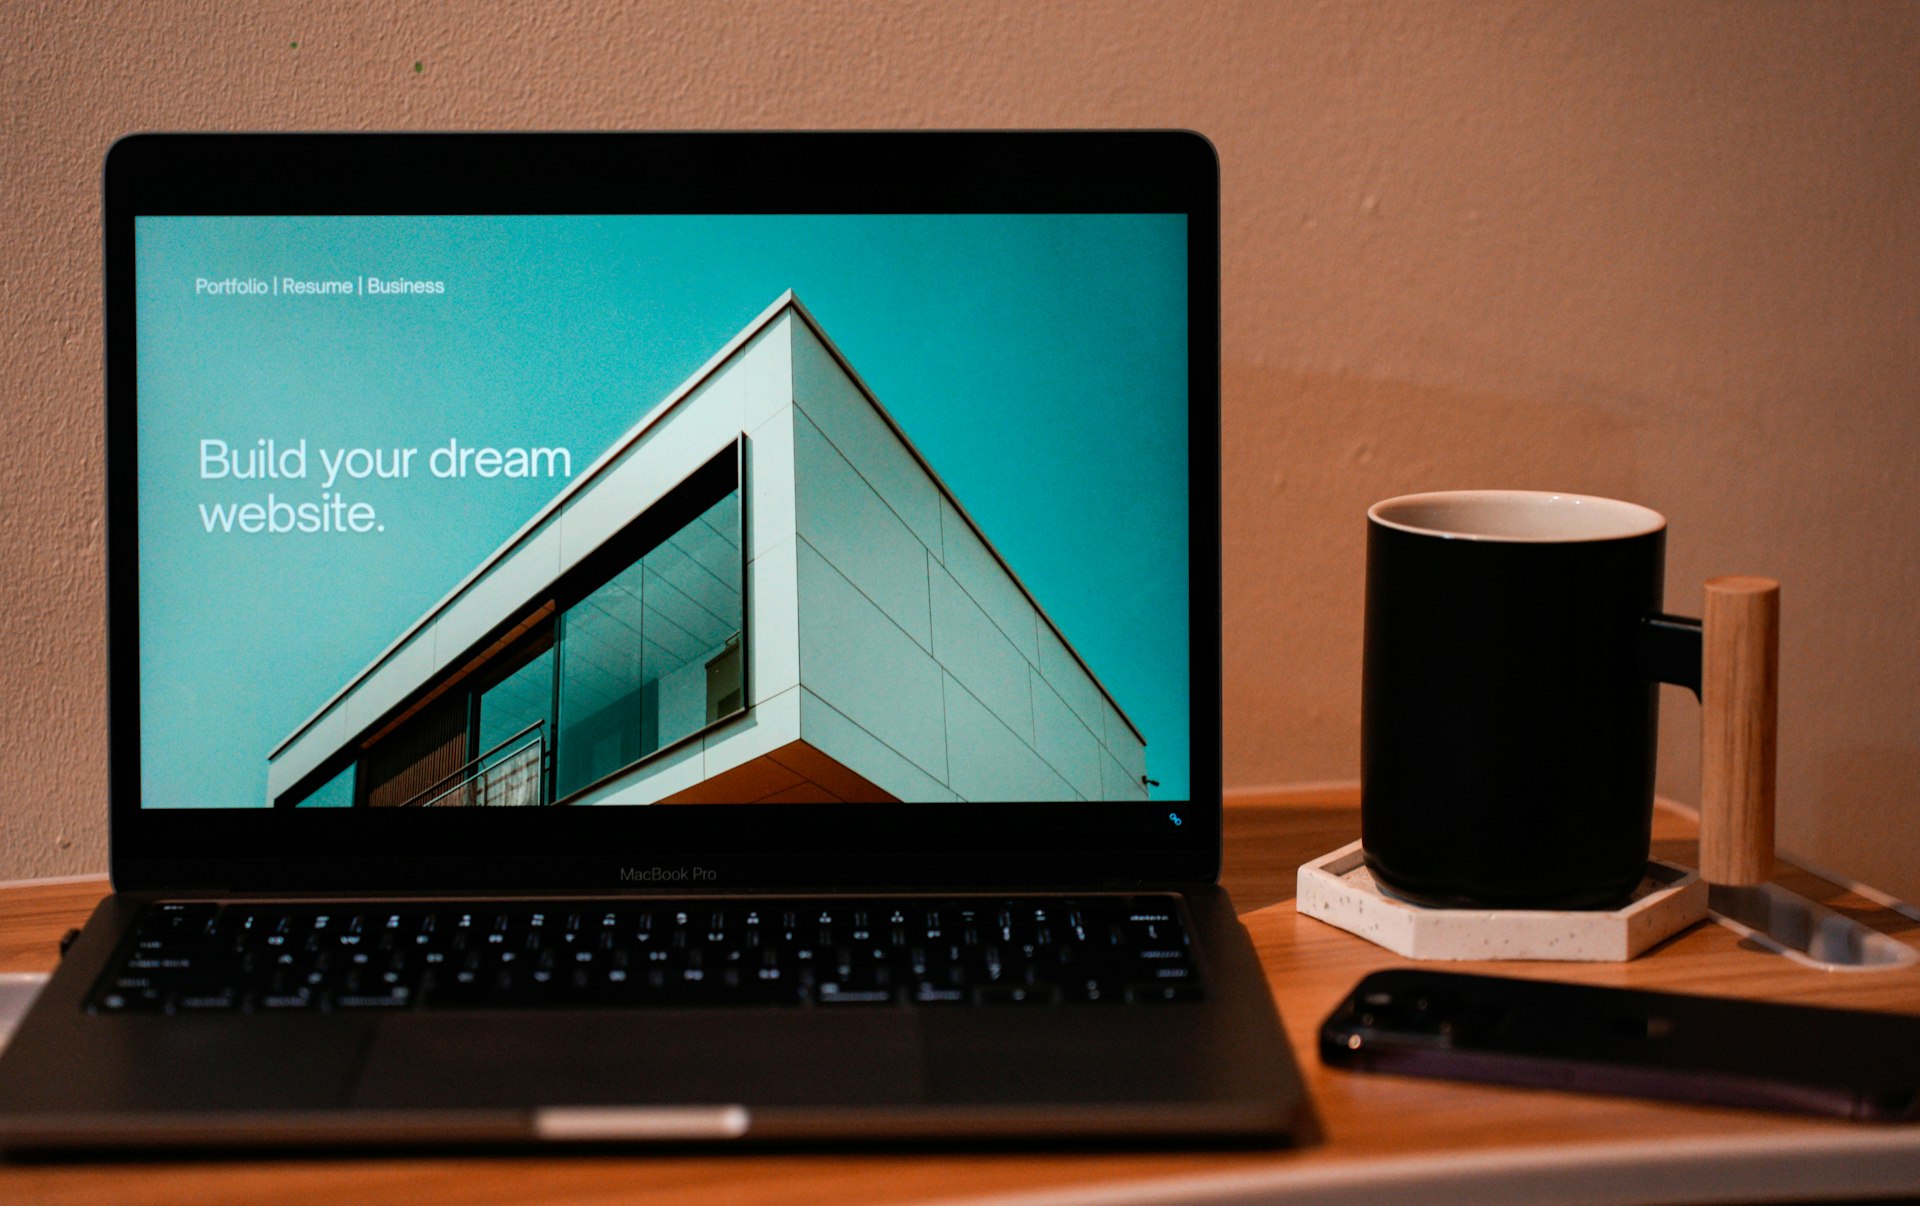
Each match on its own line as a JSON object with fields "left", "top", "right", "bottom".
{"left": 619, "top": 866, "right": 718, "bottom": 883}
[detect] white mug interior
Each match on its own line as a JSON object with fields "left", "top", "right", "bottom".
{"left": 1367, "top": 490, "right": 1666, "bottom": 543}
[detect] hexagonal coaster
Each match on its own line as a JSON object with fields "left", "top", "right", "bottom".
{"left": 1297, "top": 841, "right": 1708, "bottom": 962}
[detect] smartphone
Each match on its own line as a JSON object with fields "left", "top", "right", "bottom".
{"left": 1320, "top": 969, "right": 1920, "bottom": 1121}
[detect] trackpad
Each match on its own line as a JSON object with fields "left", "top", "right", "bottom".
{"left": 352, "top": 1011, "right": 926, "bottom": 1108}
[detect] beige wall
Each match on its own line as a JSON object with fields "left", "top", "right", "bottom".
{"left": 3, "top": 2, "right": 1916, "bottom": 899}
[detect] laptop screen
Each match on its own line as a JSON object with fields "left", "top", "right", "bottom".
{"left": 107, "top": 135, "right": 1219, "bottom": 888}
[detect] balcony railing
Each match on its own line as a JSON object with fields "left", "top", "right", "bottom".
{"left": 397, "top": 722, "right": 546, "bottom": 808}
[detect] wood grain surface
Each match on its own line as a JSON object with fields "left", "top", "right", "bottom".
{"left": 1701, "top": 576, "right": 1781, "bottom": 886}
{"left": 2, "top": 787, "right": 1917, "bottom": 1206}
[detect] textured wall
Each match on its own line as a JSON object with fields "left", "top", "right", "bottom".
{"left": 3, "top": 2, "right": 1917, "bottom": 899}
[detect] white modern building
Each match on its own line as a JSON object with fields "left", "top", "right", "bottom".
{"left": 267, "top": 293, "right": 1149, "bottom": 809}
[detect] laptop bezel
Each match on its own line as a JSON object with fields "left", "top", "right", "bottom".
{"left": 104, "top": 132, "right": 1224, "bottom": 893}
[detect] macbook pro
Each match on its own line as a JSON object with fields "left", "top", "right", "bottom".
{"left": 0, "top": 132, "right": 1304, "bottom": 1149}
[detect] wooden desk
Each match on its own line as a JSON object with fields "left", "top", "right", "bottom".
{"left": 4, "top": 787, "right": 1918, "bottom": 1205}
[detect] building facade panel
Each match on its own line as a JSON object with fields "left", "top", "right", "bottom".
{"left": 937, "top": 495, "right": 1041, "bottom": 666}
{"left": 1098, "top": 743, "right": 1148, "bottom": 802}
{"left": 1035, "top": 619, "right": 1105, "bottom": 739}
{"left": 429, "top": 524, "right": 563, "bottom": 674}
{"left": 566, "top": 732, "right": 705, "bottom": 806}
{"left": 929, "top": 559, "right": 1035, "bottom": 746}
{"left": 790, "top": 319, "right": 942, "bottom": 552}
{"left": 791, "top": 408, "right": 933, "bottom": 650}
{"left": 342, "top": 634, "right": 435, "bottom": 736}
{"left": 793, "top": 537, "right": 949, "bottom": 783}
{"left": 743, "top": 406, "right": 797, "bottom": 563}
{"left": 1030, "top": 665, "right": 1103, "bottom": 800}
{"left": 266, "top": 702, "right": 349, "bottom": 802}
{"left": 1102, "top": 694, "right": 1148, "bottom": 784}
{"left": 700, "top": 684, "right": 803, "bottom": 784}
{"left": 759, "top": 782, "right": 840, "bottom": 805}
{"left": 796, "top": 688, "right": 959, "bottom": 804}
{"left": 744, "top": 535, "right": 800, "bottom": 707}
{"left": 941, "top": 673, "right": 1080, "bottom": 802}
{"left": 733, "top": 312, "right": 798, "bottom": 438}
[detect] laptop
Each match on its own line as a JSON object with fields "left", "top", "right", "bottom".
{"left": 0, "top": 132, "right": 1305, "bottom": 1149}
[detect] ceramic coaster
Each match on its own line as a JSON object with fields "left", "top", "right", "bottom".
{"left": 1297, "top": 841, "right": 1708, "bottom": 962}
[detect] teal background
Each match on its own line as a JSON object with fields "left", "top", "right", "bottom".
{"left": 136, "top": 214, "right": 1189, "bottom": 807}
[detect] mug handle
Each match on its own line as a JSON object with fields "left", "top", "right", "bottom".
{"left": 1639, "top": 576, "right": 1781, "bottom": 886}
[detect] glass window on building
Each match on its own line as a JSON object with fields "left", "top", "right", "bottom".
{"left": 473, "top": 636, "right": 555, "bottom": 808}
{"left": 638, "top": 491, "right": 744, "bottom": 744}
{"left": 555, "top": 485, "right": 743, "bottom": 799}
{"left": 556, "top": 556, "right": 650, "bottom": 796}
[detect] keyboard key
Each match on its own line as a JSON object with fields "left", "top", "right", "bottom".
{"left": 1064, "top": 978, "right": 1125, "bottom": 1004}
{"left": 978, "top": 985, "right": 1056, "bottom": 1005}
{"left": 332, "top": 989, "right": 412, "bottom": 1009}
{"left": 92, "top": 988, "right": 164, "bottom": 1013}
{"left": 816, "top": 985, "right": 894, "bottom": 1005}
{"left": 1127, "top": 983, "right": 1205, "bottom": 1004}
{"left": 910, "top": 983, "right": 967, "bottom": 1004}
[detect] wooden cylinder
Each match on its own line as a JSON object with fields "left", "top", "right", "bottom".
{"left": 1699, "top": 575, "right": 1780, "bottom": 885}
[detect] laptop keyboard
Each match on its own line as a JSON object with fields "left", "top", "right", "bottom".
{"left": 88, "top": 896, "right": 1202, "bottom": 1013}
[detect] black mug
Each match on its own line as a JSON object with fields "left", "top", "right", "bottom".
{"left": 1360, "top": 491, "right": 1722, "bottom": 911}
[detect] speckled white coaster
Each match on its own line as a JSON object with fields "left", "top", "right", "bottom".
{"left": 1297, "top": 841, "right": 1708, "bottom": 962}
